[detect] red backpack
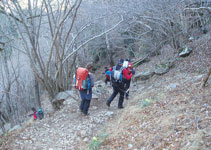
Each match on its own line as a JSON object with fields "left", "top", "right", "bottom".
{"left": 74, "top": 67, "right": 89, "bottom": 90}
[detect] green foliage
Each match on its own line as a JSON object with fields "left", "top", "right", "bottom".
{"left": 0, "top": 131, "right": 10, "bottom": 147}
{"left": 141, "top": 98, "right": 151, "bottom": 107}
{"left": 137, "top": 98, "right": 153, "bottom": 108}
{"left": 88, "top": 132, "right": 108, "bottom": 150}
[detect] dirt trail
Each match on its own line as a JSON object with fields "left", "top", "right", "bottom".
{"left": 1, "top": 82, "right": 139, "bottom": 150}
{"left": 100, "top": 70, "right": 211, "bottom": 150}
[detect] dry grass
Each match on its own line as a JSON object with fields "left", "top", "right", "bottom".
{"left": 100, "top": 32, "right": 211, "bottom": 150}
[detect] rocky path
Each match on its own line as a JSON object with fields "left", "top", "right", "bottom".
{"left": 3, "top": 81, "right": 136, "bottom": 150}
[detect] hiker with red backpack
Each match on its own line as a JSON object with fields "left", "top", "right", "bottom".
{"left": 106, "top": 59, "right": 132, "bottom": 109}
{"left": 123, "top": 58, "right": 135, "bottom": 100}
{"left": 74, "top": 63, "right": 94, "bottom": 116}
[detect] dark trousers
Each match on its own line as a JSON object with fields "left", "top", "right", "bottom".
{"left": 107, "top": 83, "right": 125, "bottom": 108}
{"left": 124, "top": 79, "right": 131, "bottom": 97}
{"left": 80, "top": 99, "right": 91, "bottom": 115}
{"left": 105, "top": 77, "right": 110, "bottom": 85}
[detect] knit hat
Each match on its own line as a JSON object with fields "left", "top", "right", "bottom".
{"left": 125, "top": 58, "right": 130, "bottom": 62}
{"left": 118, "top": 59, "right": 124, "bottom": 65}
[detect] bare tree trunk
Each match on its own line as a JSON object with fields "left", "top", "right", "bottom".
{"left": 34, "top": 79, "right": 41, "bottom": 107}
{"left": 105, "top": 33, "right": 114, "bottom": 66}
{"left": 28, "top": 0, "right": 41, "bottom": 108}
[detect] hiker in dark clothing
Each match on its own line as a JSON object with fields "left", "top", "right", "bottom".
{"left": 79, "top": 64, "right": 94, "bottom": 116}
{"left": 106, "top": 59, "right": 132, "bottom": 109}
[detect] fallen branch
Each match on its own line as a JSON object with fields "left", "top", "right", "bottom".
{"left": 132, "top": 54, "right": 150, "bottom": 68}
{"left": 201, "top": 68, "right": 211, "bottom": 88}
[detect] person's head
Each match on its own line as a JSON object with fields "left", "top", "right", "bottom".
{"left": 86, "top": 63, "right": 93, "bottom": 71}
{"left": 125, "top": 58, "right": 130, "bottom": 62}
{"left": 118, "top": 59, "right": 124, "bottom": 66}
{"left": 32, "top": 107, "right": 36, "bottom": 112}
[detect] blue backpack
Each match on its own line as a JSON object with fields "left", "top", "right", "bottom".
{"left": 105, "top": 70, "right": 111, "bottom": 76}
{"left": 36, "top": 109, "right": 44, "bottom": 120}
{"left": 81, "top": 74, "right": 94, "bottom": 90}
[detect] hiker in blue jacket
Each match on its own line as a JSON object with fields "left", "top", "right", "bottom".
{"left": 79, "top": 64, "right": 94, "bottom": 116}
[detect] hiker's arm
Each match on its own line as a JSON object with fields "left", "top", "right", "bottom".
{"left": 89, "top": 73, "right": 95, "bottom": 87}
{"left": 131, "top": 68, "right": 135, "bottom": 75}
{"left": 28, "top": 113, "right": 33, "bottom": 117}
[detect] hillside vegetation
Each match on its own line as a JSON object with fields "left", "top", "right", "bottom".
{"left": 0, "top": 0, "right": 210, "bottom": 149}
{"left": 0, "top": 31, "right": 210, "bottom": 150}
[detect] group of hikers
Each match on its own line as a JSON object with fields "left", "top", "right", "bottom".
{"left": 31, "top": 58, "right": 135, "bottom": 118}
{"left": 75, "top": 58, "right": 135, "bottom": 116}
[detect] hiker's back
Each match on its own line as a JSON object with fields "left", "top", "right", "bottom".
{"left": 111, "top": 65, "right": 124, "bottom": 84}
{"left": 74, "top": 67, "right": 89, "bottom": 90}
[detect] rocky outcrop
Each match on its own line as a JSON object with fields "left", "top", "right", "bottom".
{"left": 154, "top": 63, "right": 170, "bottom": 75}
{"left": 134, "top": 69, "right": 154, "bottom": 81}
{"left": 179, "top": 46, "right": 192, "bottom": 57}
{"left": 52, "top": 90, "right": 78, "bottom": 110}
{"left": 92, "top": 80, "right": 113, "bottom": 100}
{"left": 154, "top": 60, "right": 174, "bottom": 75}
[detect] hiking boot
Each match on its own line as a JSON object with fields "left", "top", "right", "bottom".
{"left": 106, "top": 102, "right": 110, "bottom": 107}
{"left": 83, "top": 112, "right": 90, "bottom": 116}
{"left": 118, "top": 106, "right": 124, "bottom": 109}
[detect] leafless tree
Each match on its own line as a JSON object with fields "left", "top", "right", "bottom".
{"left": 1, "top": 0, "right": 123, "bottom": 104}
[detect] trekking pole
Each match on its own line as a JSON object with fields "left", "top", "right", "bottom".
{"left": 125, "top": 89, "right": 129, "bottom": 94}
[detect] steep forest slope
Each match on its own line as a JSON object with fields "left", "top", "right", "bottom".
{"left": 0, "top": 32, "right": 210, "bottom": 150}
{"left": 100, "top": 32, "right": 211, "bottom": 150}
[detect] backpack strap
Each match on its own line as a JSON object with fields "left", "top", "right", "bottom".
{"left": 120, "top": 67, "right": 124, "bottom": 72}
{"left": 119, "top": 67, "right": 124, "bottom": 82}
{"left": 112, "top": 66, "right": 116, "bottom": 71}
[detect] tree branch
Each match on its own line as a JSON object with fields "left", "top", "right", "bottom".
{"left": 0, "top": 5, "right": 23, "bottom": 23}
{"left": 62, "top": 16, "right": 124, "bottom": 65}
{"left": 54, "top": 16, "right": 124, "bottom": 79}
